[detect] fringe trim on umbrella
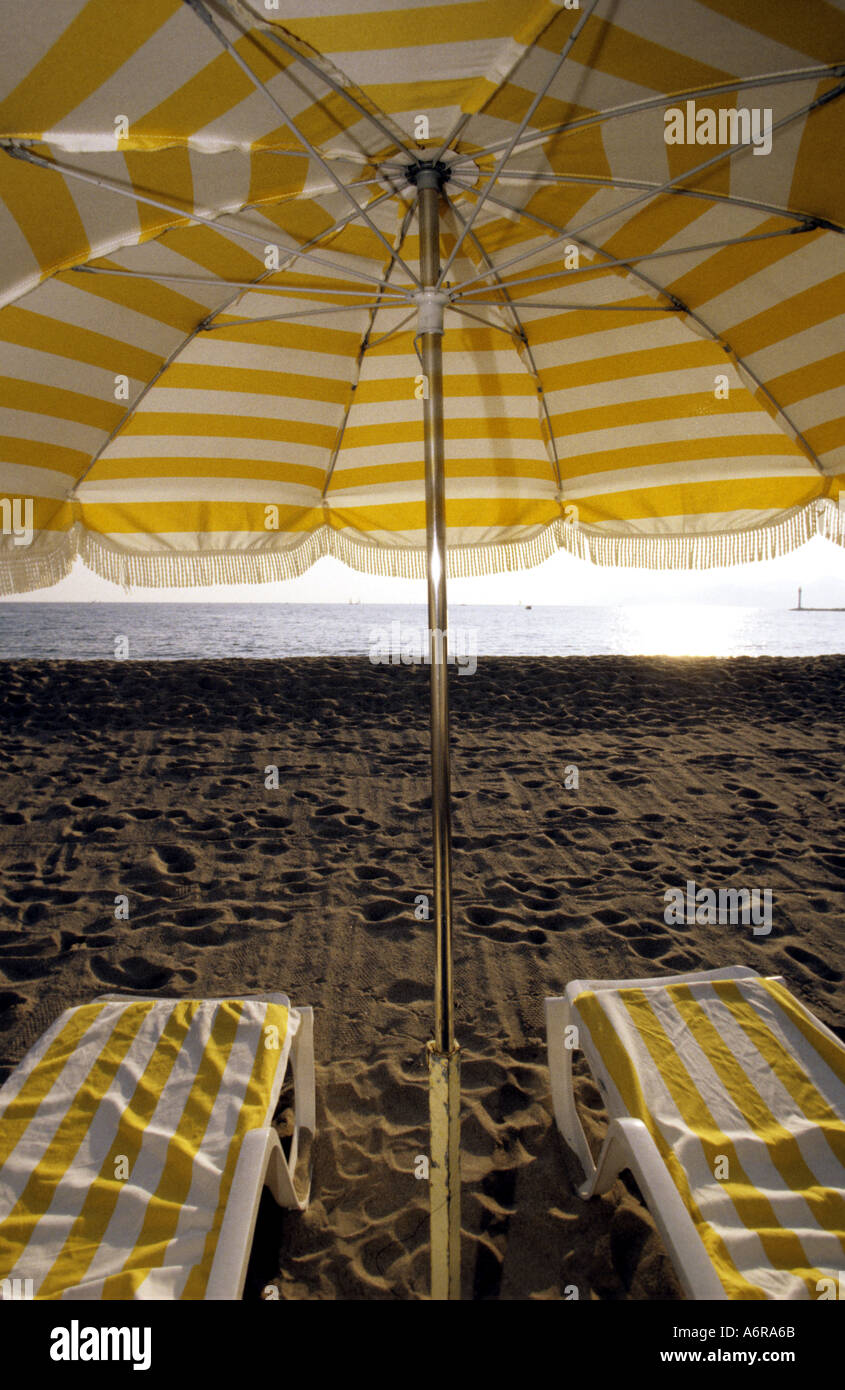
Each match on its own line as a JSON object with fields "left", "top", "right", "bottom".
{"left": 552, "top": 499, "right": 845, "bottom": 574}
{"left": 1, "top": 501, "right": 843, "bottom": 593}
{"left": 76, "top": 527, "right": 334, "bottom": 588}
{"left": 0, "top": 539, "right": 77, "bottom": 596}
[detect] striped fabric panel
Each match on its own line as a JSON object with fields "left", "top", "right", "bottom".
{"left": 0, "top": 0, "right": 843, "bottom": 586}
{"left": 574, "top": 978, "right": 845, "bottom": 1300}
{"left": 0, "top": 998, "right": 289, "bottom": 1300}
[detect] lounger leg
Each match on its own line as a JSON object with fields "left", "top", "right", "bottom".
{"left": 545, "top": 995, "right": 597, "bottom": 1189}
{"left": 264, "top": 1007, "right": 314, "bottom": 1210}
{"left": 264, "top": 1132, "right": 303, "bottom": 1209}
{"left": 580, "top": 1119, "right": 631, "bottom": 1197}
{"left": 287, "top": 1006, "right": 314, "bottom": 1207}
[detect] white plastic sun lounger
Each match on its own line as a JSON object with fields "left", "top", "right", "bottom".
{"left": 546, "top": 966, "right": 845, "bottom": 1300}
{"left": 0, "top": 993, "right": 314, "bottom": 1300}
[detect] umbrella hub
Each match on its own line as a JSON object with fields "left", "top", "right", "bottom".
{"left": 374, "top": 155, "right": 482, "bottom": 200}
{"left": 413, "top": 288, "right": 448, "bottom": 334}
{"left": 405, "top": 159, "right": 452, "bottom": 191}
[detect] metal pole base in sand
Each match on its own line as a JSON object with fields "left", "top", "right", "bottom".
{"left": 427, "top": 1040, "right": 461, "bottom": 1300}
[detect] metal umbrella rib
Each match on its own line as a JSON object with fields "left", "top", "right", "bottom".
{"left": 446, "top": 61, "right": 845, "bottom": 166}
{"left": 446, "top": 194, "right": 827, "bottom": 478}
{"left": 1, "top": 143, "right": 394, "bottom": 290}
{"left": 236, "top": 5, "right": 415, "bottom": 159}
{"left": 182, "top": 0, "right": 421, "bottom": 287}
{"left": 72, "top": 266, "right": 410, "bottom": 298}
{"left": 436, "top": 0, "right": 600, "bottom": 289}
{"left": 451, "top": 171, "right": 843, "bottom": 231}
{"left": 320, "top": 195, "right": 420, "bottom": 506}
{"left": 68, "top": 185, "right": 413, "bottom": 495}
{"left": 444, "top": 191, "right": 816, "bottom": 297}
{"left": 450, "top": 82, "right": 845, "bottom": 296}
{"left": 202, "top": 300, "right": 402, "bottom": 328}
{"left": 443, "top": 190, "right": 563, "bottom": 493}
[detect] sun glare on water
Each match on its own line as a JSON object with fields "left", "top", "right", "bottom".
{"left": 619, "top": 604, "right": 750, "bottom": 657}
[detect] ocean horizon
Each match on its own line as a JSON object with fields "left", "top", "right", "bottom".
{"left": 1, "top": 601, "right": 844, "bottom": 660}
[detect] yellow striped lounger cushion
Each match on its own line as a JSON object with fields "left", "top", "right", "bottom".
{"left": 574, "top": 976, "right": 845, "bottom": 1300}
{"left": 0, "top": 997, "right": 291, "bottom": 1299}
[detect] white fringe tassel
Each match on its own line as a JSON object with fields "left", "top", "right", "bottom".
{"left": 1, "top": 501, "right": 842, "bottom": 593}
{"left": 0, "top": 539, "right": 76, "bottom": 596}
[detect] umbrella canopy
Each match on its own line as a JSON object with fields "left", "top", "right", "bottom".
{"left": 2, "top": 0, "right": 845, "bottom": 1302}
{"left": 0, "top": 0, "right": 843, "bottom": 593}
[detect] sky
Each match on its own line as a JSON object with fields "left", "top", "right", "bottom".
{"left": 6, "top": 534, "right": 845, "bottom": 607}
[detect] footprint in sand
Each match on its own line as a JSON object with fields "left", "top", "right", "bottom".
{"left": 607, "top": 770, "right": 647, "bottom": 787}
{"left": 173, "top": 907, "right": 223, "bottom": 927}
{"left": 311, "top": 803, "right": 377, "bottom": 838}
{"left": 277, "top": 871, "right": 320, "bottom": 895}
{"left": 784, "top": 944, "right": 842, "bottom": 982}
{"left": 523, "top": 894, "right": 561, "bottom": 913}
{"left": 361, "top": 898, "right": 404, "bottom": 923}
{"left": 90, "top": 954, "right": 174, "bottom": 990}
{"left": 0, "top": 949, "right": 58, "bottom": 981}
{"left": 0, "top": 989, "right": 25, "bottom": 1028}
{"left": 354, "top": 864, "right": 387, "bottom": 883}
{"left": 594, "top": 907, "right": 628, "bottom": 926}
{"left": 464, "top": 906, "right": 547, "bottom": 946}
{"left": 166, "top": 923, "right": 232, "bottom": 948}
{"left": 385, "top": 979, "right": 428, "bottom": 1005}
{"left": 72, "top": 814, "right": 127, "bottom": 834}
{"left": 151, "top": 844, "right": 196, "bottom": 875}
{"left": 20, "top": 901, "right": 50, "bottom": 926}
{"left": 817, "top": 852, "right": 845, "bottom": 879}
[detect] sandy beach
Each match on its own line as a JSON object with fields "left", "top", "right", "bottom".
{"left": 1, "top": 654, "right": 843, "bottom": 1301}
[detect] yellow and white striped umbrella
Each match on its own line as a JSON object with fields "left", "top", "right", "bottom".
{"left": 0, "top": 0, "right": 843, "bottom": 593}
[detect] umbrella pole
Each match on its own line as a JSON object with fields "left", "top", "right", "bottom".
{"left": 415, "top": 166, "right": 460, "bottom": 1301}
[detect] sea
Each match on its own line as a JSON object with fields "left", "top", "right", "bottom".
{"left": 0, "top": 602, "right": 843, "bottom": 660}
